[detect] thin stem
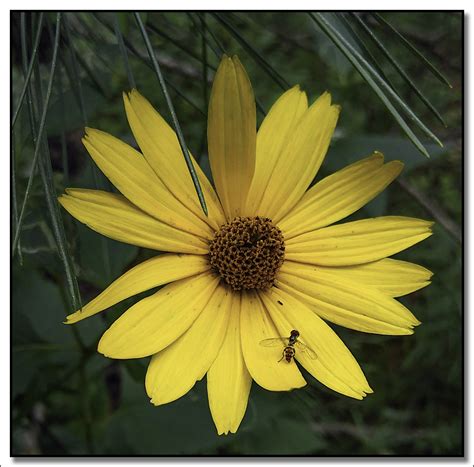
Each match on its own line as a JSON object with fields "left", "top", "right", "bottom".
{"left": 57, "top": 65, "right": 69, "bottom": 186}
{"left": 19, "top": 12, "right": 82, "bottom": 311}
{"left": 11, "top": 132, "right": 23, "bottom": 264}
{"left": 13, "top": 14, "right": 61, "bottom": 255}
{"left": 134, "top": 12, "right": 208, "bottom": 216}
{"left": 11, "top": 12, "right": 44, "bottom": 129}
{"left": 60, "top": 14, "right": 113, "bottom": 284}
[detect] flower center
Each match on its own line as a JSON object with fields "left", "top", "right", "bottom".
{"left": 209, "top": 216, "right": 285, "bottom": 291}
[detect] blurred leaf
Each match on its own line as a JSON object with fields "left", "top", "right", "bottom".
{"left": 76, "top": 223, "right": 138, "bottom": 289}
{"left": 117, "top": 12, "right": 131, "bottom": 35}
{"left": 325, "top": 134, "right": 448, "bottom": 174}
{"left": 12, "top": 267, "right": 84, "bottom": 399}
{"left": 46, "top": 85, "right": 106, "bottom": 136}
{"left": 102, "top": 373, "right": 229, "bottom": 454}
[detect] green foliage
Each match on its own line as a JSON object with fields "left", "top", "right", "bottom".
{"left": 11, "top": 11, "right": 462, "bottom": 456}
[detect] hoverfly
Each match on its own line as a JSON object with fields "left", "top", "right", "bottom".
{"left": 259, "top": 329, "right": 317, "bottom": 363}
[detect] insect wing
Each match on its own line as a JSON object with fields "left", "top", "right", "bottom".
{"left": 295, "top": 341, "right": 318, "bottom": 359}
{"left": 259, "top": 337, "right": 288, "bottom": 347}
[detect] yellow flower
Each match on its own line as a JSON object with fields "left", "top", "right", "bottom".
{"left": 59, "top": 55, "right": 433, "bottom": 435}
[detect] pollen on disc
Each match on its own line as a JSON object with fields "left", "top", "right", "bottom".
{"left": 209, "top": 216, "right": 285, "bottom": 291}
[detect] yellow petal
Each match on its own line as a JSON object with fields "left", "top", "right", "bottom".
{"left": 65, "top": 254, "right": 210, "bottom": 324}
{"left": 244, "top": 86, "right": 308, "bottom": 216}
{"left": 260, "top": 288, "right": 372, "bottom": 399}
{"left": 240, "top": 290, "right": 306, "bottom": 391}
{"left": 123, "top": 90, "right": 225, "bottom": 230}
{"left": 257, "top": 92, "right": 340, "bottom": 223}
{"left": 97, "top": 272, "right": 219, "bottom": 359}
{"left": 207, "top": 292, "right": 252, "bottom": 435}
{"left": 286, "top": 216, "right": 433, "bottom": 266}
{"left": 58, "top": 189, "right": 208, "bottom": 254}
{"left": 83, "top": 128, "right": 212, "bottom": 239}
{"left": 279, "top": 153, "right": 404, "bottom": 239}
{"left": 306, "top": 258, "right": 433, "bottom": 297}
{"left": 208, "top": 55, "right": 256, "bottom": 219}
{"left": 146, "top": 283, "right": 231, "bottom": 405}
{"left": 277, "top": 260, "right": 420, "bottom": 335}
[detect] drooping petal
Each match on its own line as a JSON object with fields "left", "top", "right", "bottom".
{"left": 285, "top": 216, "right": 433, "bottom": 266}
{"left": 123, "top": 90, "right": 225, "bottom": 230}
{"left": 279, "top": 153, "right": 404, "bottom": 239}
{"left": 257, "top": 92, "right": 340, "bottom": 223}
{"left": 145, "top": 283, "right": 231, "bottom": 405}
{"left": 82, "top": 128, "right": 212, "bottom": 239}
{"left": 302, "top": 258, "right": 433, "bottom": 298}
{"left": 97, "top": 272, "right": 219, "bottom": 359}
{"left": 207, "top": 292, "right": 252, "bottom": 435}
{"left": 244, "top": 85, "right": 308, "bottom": 216}
{"left": 240, "top": 290, "right": 306, "bottom": 391}
{"left": 65, "top": 254, "right": 210, "bottom": 324}
{"left": 58, "top": 189, "right": 208, "bottom": 254}
{"left": 260, "top": 288, "right": 372, "bottom": 399}
{"left": 208, "top": 55, "right": 256, "bottom": 219}
{"left": 277, "top": 260, "right": 420, "bottom": 335}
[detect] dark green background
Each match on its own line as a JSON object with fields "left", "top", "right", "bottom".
{"left": 11, "top": 11, "right": 462, "bottom": 455}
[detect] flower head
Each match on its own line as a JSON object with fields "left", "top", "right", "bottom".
{"left": 59, "top": 55, "right": 433, "bottom": 435}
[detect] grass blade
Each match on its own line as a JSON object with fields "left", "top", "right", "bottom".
{"left": 339, "top": 13, "right": 399, "bottom": 93}
{"left": 114, "top": 13, "right": 136, "bottom": 89}
{"left": 309, "top": 12, "right": 432, "bottom": 158}
{"left": 212, "top": 12, "right": 289, "bottom": 90}
{"left": 134, "top": 12, "right": 208, "bottom": 216}
{"left": 373, "top": 13, "right": 452, "bottom": 88}
{"left": 11, "top": 12, "right": 44, "bottom": 130}
{"left": 310, "top": 12, "right": 442, "bottom": 155}
{"left": 323, "top": 13, "right": 442, "bottom": 146}
{"left": 350, "top": 12, "right": 446, "bottom": 127}
{"left": 17, "top": 12, "right": 82, "bottom": 311}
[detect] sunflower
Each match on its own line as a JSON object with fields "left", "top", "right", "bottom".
{"left": 59, "top": 55, "right": 433, "bottom": 435}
